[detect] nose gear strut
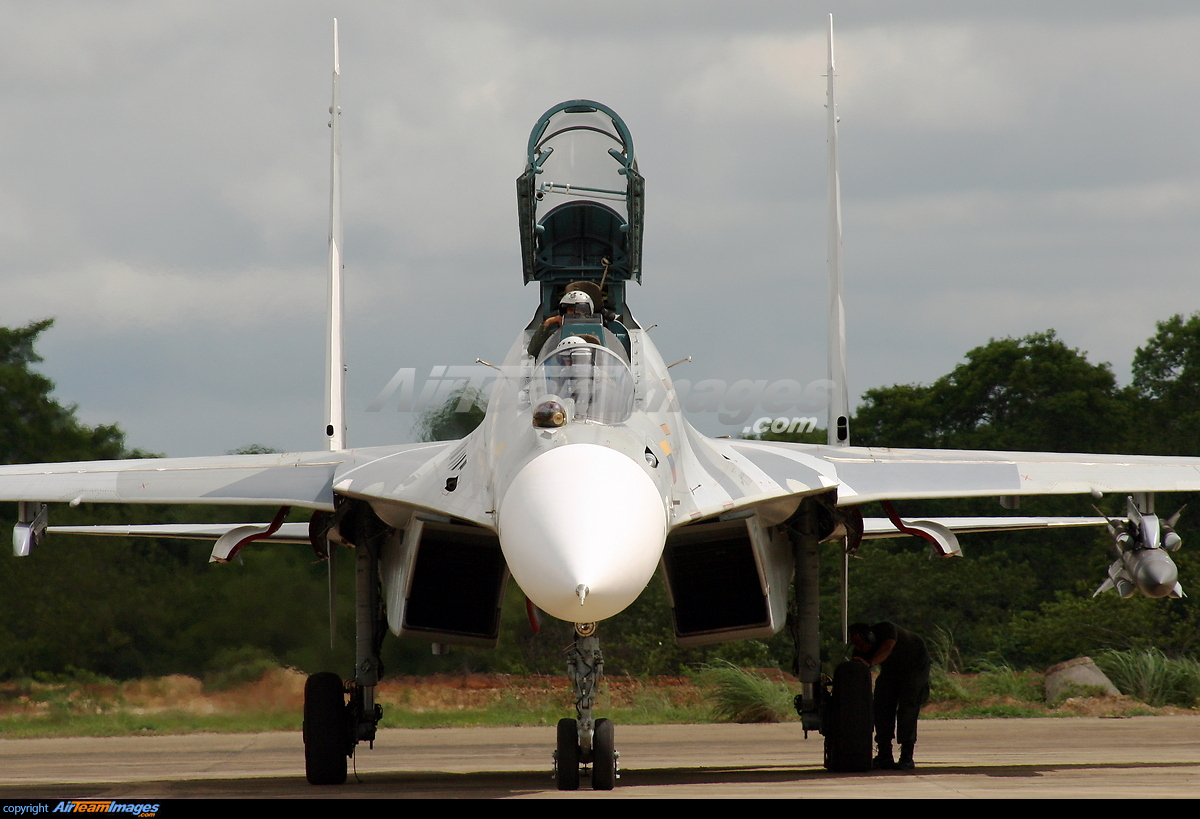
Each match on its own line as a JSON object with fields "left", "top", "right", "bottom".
{"left": 553, "top": 622, "right": 618, "bottom": 790}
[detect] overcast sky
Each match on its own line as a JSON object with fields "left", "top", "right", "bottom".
{"left": 3, "top": 1, "right": 1199, "bottom": 457}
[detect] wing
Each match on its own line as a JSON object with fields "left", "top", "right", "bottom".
{"left": 0, "top": 442, "right": 457, "bottom": 510}
{"left": 737, "top": 441, "right": 1200, "bottom": 504}
{"left": 0, "top": 442, "right": 467, "bottom": 558}
{"left": 0, "top": 450, "right": 348, "bottom": 509}
{"left": 671, "top": 424, "right": 1200, "bottom": 524}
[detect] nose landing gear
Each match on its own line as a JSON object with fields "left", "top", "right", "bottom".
{"left": 553, "top": 623, "right": 619, "bottom": 790}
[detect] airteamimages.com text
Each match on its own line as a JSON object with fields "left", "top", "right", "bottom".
{"left": 368, "top": 365, "right": 832, "bottom": 430}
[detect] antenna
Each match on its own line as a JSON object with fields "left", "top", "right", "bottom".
{"left": 325, "top": 19, "right": 347, "bottom": 451}
{"left": 826, "top": 14, "right": 850, "bottom": 447}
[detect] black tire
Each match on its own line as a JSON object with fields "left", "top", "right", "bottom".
{"left": 591, "top": 718, "right": 616, "bottom": 790}
{"left": 304, "top": 672, "right": 349, "bottom": 785}
{"left": 555, "top": 718, "right": 580, "bottom": 791}
{"left": 823, "top": 660, "right": 873, "bottom": 772}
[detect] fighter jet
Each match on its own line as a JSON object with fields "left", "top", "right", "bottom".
{"left": 2, "top": 20, "right": 1197, "bottom": 790}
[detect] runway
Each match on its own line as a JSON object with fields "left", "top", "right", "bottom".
{"left": 1, "top": 717, "right": 1198, "bottom": 798}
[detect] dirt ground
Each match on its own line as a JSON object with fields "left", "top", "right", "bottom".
{"left": 0, "top": 670, "right": 706, "bottom": 718}
{"left": 1, "top": 668, "right": 1192, "bottom": 721}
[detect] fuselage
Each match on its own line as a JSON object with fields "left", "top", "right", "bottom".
{"left": 484, "top": 322, "right": 678, "bottom": 623}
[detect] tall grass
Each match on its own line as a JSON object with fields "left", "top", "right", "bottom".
{"left": 969, "top": 661, "right": 1044, "bottom": 701}
{"left": 1094, "top": 649, "right": 1200, "bottom": 707}
{"left": 697, "top": 662, "right": 795, "bottom": 723}
{"left": 928, "top": 627, "right": 965, "bottom": 674}
{"left": 930, "top": 660, "right": 1042, "bottom": 704}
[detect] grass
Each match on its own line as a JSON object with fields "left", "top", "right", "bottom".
{"left": 696, "top": 662, "right": 796, "bottom": 723}
{"left": 930, "top": 661, "right": 1042, "bottom": 704}
{"left": 925, "top": 703, "right": 1053, "bottom": 720}
{"left": 1, "top": 660, "right": 1194, "bottom": 738}
{"left": 0, "top": 710, "right": 302, "bottom": 738}
{"left": 1094, "top": 649, "right": 1200, "bottom": 708}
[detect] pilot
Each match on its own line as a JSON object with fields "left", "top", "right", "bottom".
{"left": 550, "top": 335, "right": 594, "bottom": 413}
{"left": 849, "top": 621, "right": 930, "bottom": 771}
{"left": 528, "top": 290, "right": 595, "bottom": 357}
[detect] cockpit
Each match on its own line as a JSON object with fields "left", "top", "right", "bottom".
{"left": 533, "top": 338, "right": 634, "bottom": 425}
{"left": 517, "top": 102, "right": 644, "bottom": 428}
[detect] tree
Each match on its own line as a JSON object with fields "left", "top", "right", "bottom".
{"left": 998, "top": 568, "right": 1200, "bottom": 669}
{"left": 0, "top": 321, "right": 356, "bottom": 680}
{"left": 414, "top": 385, "right": 487, "bottom": 442}
{"left": 1131, "top": 313, "right": 1200, "bottom": 456}
{"left": 856, "top": 331, "right": 1133, "bottom": 454}
{"left": 0, "top": 320, "right": 127, "bottom": 465}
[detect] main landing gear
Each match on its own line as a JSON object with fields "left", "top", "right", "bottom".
{"left": 788, "top": 495, "right": 873, "bottom": 773}
{"left": 554, "top": 622, "right": 618, "bottom": 790}
{"left": 302, "top": 503, "right": 387, "bottom": 785}
{"left": 302, "top": 673, "right": 384, "bottom": 786}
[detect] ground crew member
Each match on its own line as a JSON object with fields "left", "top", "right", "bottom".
{"left": 849, "top": 621, "right": 930, "bottom": 770}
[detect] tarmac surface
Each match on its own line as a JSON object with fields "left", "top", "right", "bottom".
{"left": 1, "top": 716, "right": 1198, "bottom": 799}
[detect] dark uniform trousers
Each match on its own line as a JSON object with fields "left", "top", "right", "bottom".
{"left": 873, "top": 657, "right": 930, "bottom": 746}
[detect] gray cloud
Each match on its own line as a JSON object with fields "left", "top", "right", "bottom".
{"left": 2, "top": 2, "right": 1198, "bottom": 455}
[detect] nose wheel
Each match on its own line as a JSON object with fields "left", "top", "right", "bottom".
{"left": 553, "top": 623, "right": 619, "bottom": 790}
{"left": 591, "top": 718, "right": 617, "bottom": 790}
{"left": 554, "top": 717, "right": 618, "bottom": 791}
{"left": 555, "top": 718, "right": 581, "bottom": 790}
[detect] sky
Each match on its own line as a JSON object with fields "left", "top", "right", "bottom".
{"left": 3, "top": 1, "right": 1200, "bottom": 457}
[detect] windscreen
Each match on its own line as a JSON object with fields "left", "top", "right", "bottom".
{"left": 533, "top": 342, "right": 635, "bottom": 425}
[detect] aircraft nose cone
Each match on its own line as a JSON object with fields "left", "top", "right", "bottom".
{"left": 498, "top": 444, "right": 667, "bottom": 622}
{"left": 1133, "top": 549, "right": 1179, "bottom": 598}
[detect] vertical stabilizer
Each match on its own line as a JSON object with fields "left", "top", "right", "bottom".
{"left": 826, "top": 14, "right": 850, "bottom": 447}
{"left": 325, "top": 20, "right": 347, "bottom": 451}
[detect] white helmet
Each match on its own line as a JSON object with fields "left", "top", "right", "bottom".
{"left": 553, "top": 336, "right": 591, "bottom": 366}
{"left": 559, "top": 290, "right": 594, "bottom": 316}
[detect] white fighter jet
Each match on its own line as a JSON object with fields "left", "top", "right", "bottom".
{"left": 1, "top": 19, "right": 1195, "bottom": 789}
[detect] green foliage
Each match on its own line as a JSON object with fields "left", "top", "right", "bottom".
{"left": 1131, "top": 313, "right": 1200, "bottom": 456}
{"left": 0, "top": 529, "right": 354, "bottom": 680}
{"left": 0, "top": 320, "right": 128, "bottom": 465}
{"left": 1094, "top": 649, "right": 1200, "bottom": 707}
{"left": 202, "top": 646, "right": 281, "bottom": 692}
{"left": 0, "top": 710, "right": 304, "bottom": 738}
{"left": 967, "top": 662, "right": 1044, "bottom": 701}
{"left": 415, "top": 385, "right": 487, "bottom": 442}
{"left": 998, "top": 585, "right": 1200, "bottom": 668}
{"left": 697, "top": 662, "right": 795, "bottom": 723}
{"left": 927, "top": 702, "right": 1053, "bottom": 719}
{"left": 929, "top": 654, "right": 1042, "bottom": 705}
{"left": 842, "top": 542, "right": 1040, "bottom": 660}
{"left": 855, "top": 331, "right": 1131, "bottom": 453}
{"left": 929, "top": 664, "right": 971, "bottom": 702}
{"left": 927, "top": 626, "right": 965, "bottom": 673}
{"left": 743, "top": 427, "right": 826, "bottom": 444}
{"left": 226, "top": 444, "right": 282, "bottom": 455}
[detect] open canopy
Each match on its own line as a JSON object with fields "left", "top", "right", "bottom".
{"left": 517, "top": 101, "right": 645, "bottom": 293}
